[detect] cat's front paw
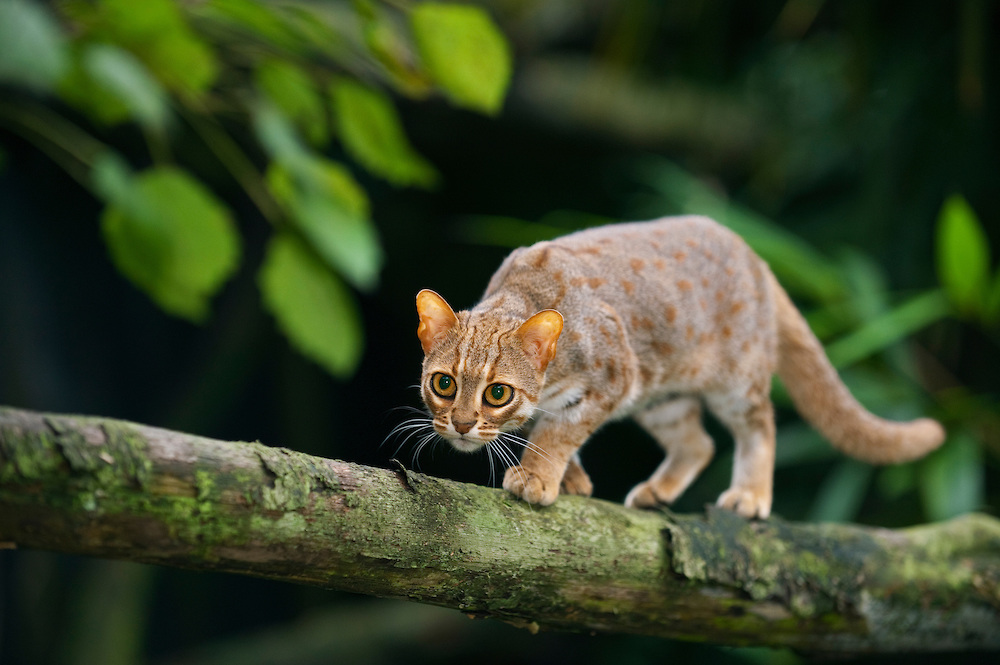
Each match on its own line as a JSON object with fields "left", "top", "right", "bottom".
{"left": 503, "top": 465, "right": 558, "bottom": 506}
{"left": 716, "top": 487, "right": 771, "bottom": 519}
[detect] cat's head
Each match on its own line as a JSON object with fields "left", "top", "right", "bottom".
{"left": 415, "top": 289, "right": 563, "bottom": 452}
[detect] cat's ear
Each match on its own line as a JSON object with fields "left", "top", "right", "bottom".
{"left": 416, "top": 289, "right": 458, "bottom": 353}
{"left": 517, "top": 310, "right": 563, "bottom": 372}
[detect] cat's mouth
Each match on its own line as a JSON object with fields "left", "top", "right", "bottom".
{"left": 449, "top": 437, "right": 485, "bottom": 453}
{"left": 436, "top": 428, "right": 495, "bottom": 452}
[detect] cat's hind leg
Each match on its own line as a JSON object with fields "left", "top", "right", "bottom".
{"left": 704, "top": 380, "right": 776, "bottom": 519}
{"left": 625, "top": 397, "right": 714, "bottom": 509}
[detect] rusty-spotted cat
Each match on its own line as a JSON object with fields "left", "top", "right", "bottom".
{"left": 414, "top": 216, "right": 944, "bottom": 518}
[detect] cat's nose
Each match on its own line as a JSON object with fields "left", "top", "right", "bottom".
{"left": 452, "top": 419, "right": 476, "bottom": 434}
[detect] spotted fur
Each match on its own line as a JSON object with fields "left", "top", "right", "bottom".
{"left": 415, "top": 216, "right": 945, "bottom": 518}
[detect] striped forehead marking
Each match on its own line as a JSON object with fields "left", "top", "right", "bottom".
{"left": 454, "top": 324, "right": 476, "bottom": 378}
{"left": 455, "top": 323, "right": 508, "bottom": 395}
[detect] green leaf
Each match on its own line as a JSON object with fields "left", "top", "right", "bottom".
{"left": 266, "top": 158, "right": 382, "bottom": 290}
{"left": 410, "top": 2, "right": 512, "bottom": 115}
{"left": 101, "top": 166, "right": 241, "bottom": 322}
{"left": 0, "top": 0, "right": 68, "bottom": 90}
{"left": 772, "top": 423, "right": 836, "bottom": 467}
{"left": 82, "top": 43, "right": 170, "bottom": 130}
{"left": 936, "top": 194, "right": 990, "bottom": 316}
{"left": 90, "top": 0, "right": 218, "bottom": 97}
{"left": 91, "top": 150, "right": 134, "bottom": 203}
{"left": 824, "top": 290, "right": 951, "bottom": 369}
{"left": 838, "top": 249, "right": 888, "bottom": 322}
{"left": 807, "top": 459, "right": 873, "bottom": 523}
{"left": 59, "top": 46, "right": 129, "bottom": 125}
{"left": 877, "top": 463, "right": 916, "bottom": 501}
{"left": 255, "top": 58, "right": 328, "bottom": 146}
{"left": 259, "top": 233, "right": 363, "bottom": 377}
{"left": 331, "top": 80, "right": 439, "bottom": 187}
{"left": 268, "top": 3, "right": 346, "bottom": 56}
{"left": 293, "top": 195, "right": 382, "bottom": 292}
{"left": 360, "top": 9, "right": 432, "bottom": 97}
{"left": 253, "top": 100, "right": 309, "bottom": 162}
{"left": 986, "top": 270, "right": 1000, "bottom": 325}
{"left": 255, "top": 101, "right": 383, "bottom": 289}
{"left": 195, "top": 0, "right": 305, "bottom": 53}
{"left": 920, "top": 432, "right": 983, "bottom": 522}
{"left": 267, "top": 156, "right": 370, "bottom": 219}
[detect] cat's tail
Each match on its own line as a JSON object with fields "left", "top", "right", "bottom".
{"left": 773, "top": 277, "right": 945, "bottom": 464}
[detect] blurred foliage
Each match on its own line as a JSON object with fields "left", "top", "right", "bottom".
{"left": 937, "top": 193, "right": 1000, "bottom": 323}
{"left": 0, "top": 0, "right": 512, "bottom": 376}
{"left": 2, "top": 1, "right": 998, "bottom": 665}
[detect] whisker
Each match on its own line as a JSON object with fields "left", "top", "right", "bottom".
{"left": 402, "top": 427, "right": 434, "bottom": 458}
{"left": 499, "top": 431, "right": 559, "bottom": 471}
{"left": 382, "top": 406, "right": 448, "bottom": 475}
{"left": 386, "top": 419, "right": 432, "bottom": 436}
{"left": 388, "top": 404, "right": 428, "bottom": 414}
{"left": 484, "top": 441, "right": 498, "bottom": 487}
{"left": 381, "top": 405, "right": 431, "bottom": 432}
{"left": 485, "top": 441, "right": 508, "bottom": 487}
{"left": 491, "top": 438, "right": 530, "bottom": 493}
{"left": 495, "top": 437, "right": 520, "bottom": 468}
{"left": 410, "top": 432, "right": 440, "bottom": 471}
{"left": 382, "top": 416, "right": 437, "bottom": 461}
{"left": 383, "top": 400, "right": 561, "bottom": 507}
{"left": 382, "top": 415, "right": 431, "bottom": 437}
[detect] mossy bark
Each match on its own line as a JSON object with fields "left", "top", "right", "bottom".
{"left": 1, "top": 406, "right": 998, "bottom": 653}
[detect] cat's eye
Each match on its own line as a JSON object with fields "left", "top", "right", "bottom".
{"left": 430, "top": 373, "right": 456, "bottom": 399}
{"left": 483, "top": 383, "right": 514, "bottom": 407}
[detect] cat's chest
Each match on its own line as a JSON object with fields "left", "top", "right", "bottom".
{"left": 537, "top": 368, "right": 690, "bottom": 424}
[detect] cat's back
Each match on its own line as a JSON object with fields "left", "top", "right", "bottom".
{"left": 480, "top": 215, "right": 777, "bottom": 395}
{"left": 482, "top": 215, "right": 769, "bottom": 318}
{"left": 553, "top": 215, "right": 745, "bottom": 263}
{"left": 501, "top": 215, "right": 759, "bottom": 285}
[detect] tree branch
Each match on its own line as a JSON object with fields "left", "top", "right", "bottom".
{"left": 1, "top": 406, "right": 998, "bottom": 654}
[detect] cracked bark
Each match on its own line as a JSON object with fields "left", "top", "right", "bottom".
{"left": 1, "top": 406, "right": 998, "bottom": 654}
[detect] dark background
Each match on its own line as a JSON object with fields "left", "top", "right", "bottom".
{"left": 2, "top": 2, "right": 997, "bottom": 663}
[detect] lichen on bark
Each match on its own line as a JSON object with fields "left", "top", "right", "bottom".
{"left": 1, "top": 406, "right": 999, "bottom": 654}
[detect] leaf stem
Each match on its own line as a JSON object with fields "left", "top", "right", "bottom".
{"left": 0, "top": 100, "right": 108, "bottom": 189}
{"left": 179, "top": 105, "right": 282, "bottom": 224}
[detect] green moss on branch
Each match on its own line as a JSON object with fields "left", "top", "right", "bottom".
{"left": 1, "top": 406, "right": 998, "bottom": 654}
